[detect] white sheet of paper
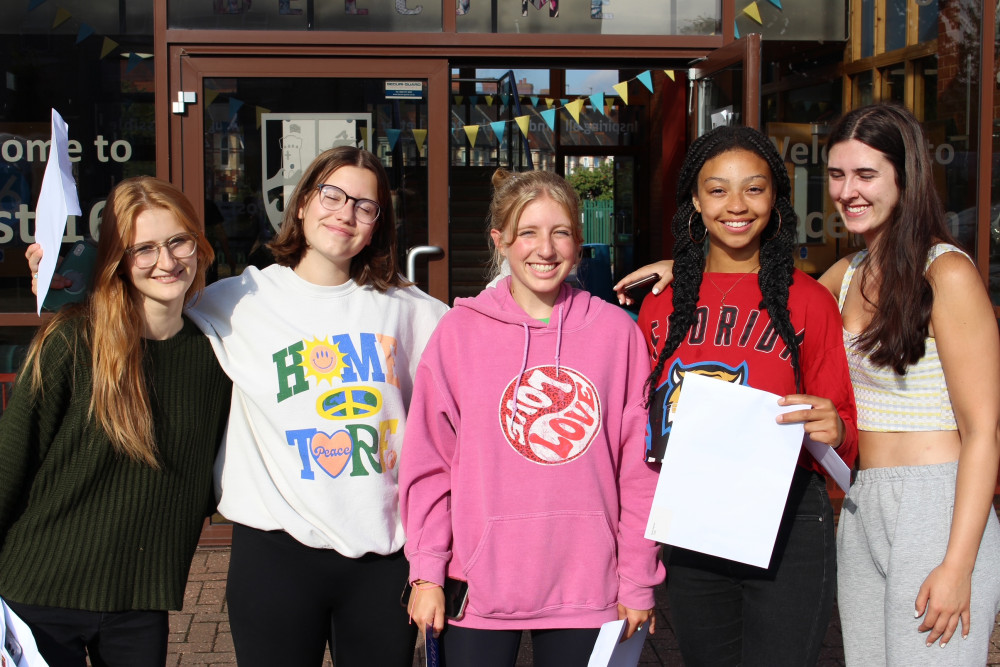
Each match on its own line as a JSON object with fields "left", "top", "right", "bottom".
{"left": 587, "top": 619, "right": 649, "bottom": 667}
{"left": 2, "top": 596, "right": 50, "bottom": 666}
{"left": 804, "top": 436, "right": 851, "bottom": 492}
{"left": 644, "top": 372, "right": 804, "bottom": 568}
{"left": 35, "top": 108, "right": 81, "bottom": 315}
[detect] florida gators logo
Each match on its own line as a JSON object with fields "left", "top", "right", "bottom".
{"left": 646, "top": 359, "right": 748, "bottom": 461}
{"left": 498, "top": 365, "right": 601, "bottom": 465}
{"left": 317, "top": 386, "right": 382, "bottom": 420}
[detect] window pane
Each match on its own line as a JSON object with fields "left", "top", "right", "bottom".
{"left": 457, "top": 0, "right": 720, "bottom": 35}
{"left": 861, "top": 0, "right": 875, "bottom": 58}
{"left": 885, "top": 0, "right": 907, "bottom": 51}
{"left": 918, "top": 0, "right": 939, "bottom": 43}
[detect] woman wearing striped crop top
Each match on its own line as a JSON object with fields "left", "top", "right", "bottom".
{"left": 614, "top": 103, "right": 1000, "bottom": 667}
{"left": 819, "top": 104, "right": 1000, "bottom": 667}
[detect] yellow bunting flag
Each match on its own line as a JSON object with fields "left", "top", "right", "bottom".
{"left": 485, "top": 95, "right": 494, "bottom": 106}
{"left": 742, "top": 2, "right": 763, "bottom": 24}
{"left": 515, "top": 115, "right": 530, "bottom": 138}
{"left": 100, "top": 37, "right": 119, "bottom": 59}
{"left": 566, "top": 99, "right": 585, "bottom": 124}
{"left": 613, "top": 81, "right": 629, "bottom": 105}
{"left": 205, "top": 88, "right": 220, "bottom": 107}
{"left": 545, "top": 98, "right": 555, "bottom": 109}
{"left": 411, "top": 129, "right": 427, "bottom": 152}
{"left": 52, "top": 7, "right": 71, "bottom": 28}
{"left": 463, "top": 125, "right": 479, "bottom": 146}
{"left": 664, "top": 70, "right": 676, "bottom": 81}
{"left": 255, "top": 106, "right": 270, "bottom": 129}
{"left": 454, "top": 95, "right": 464, "bottom": 105}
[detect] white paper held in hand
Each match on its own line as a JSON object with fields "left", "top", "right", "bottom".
{"left": 644, "top": 372, "right": 804, "bottom": 568}
{"left": 35, "top": 108, "right": 82, "bottom": 315}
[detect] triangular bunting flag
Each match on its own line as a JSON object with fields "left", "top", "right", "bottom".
{"left": 766, "top": 0, "right": 782, "bottom": 7}
{"left": 560, "top": 98, "right": 569, "bottom": 106}
{"left": 453, "top": 95, "right": 464, "bottom": 105}
{"left": 75, "top": 23, "right": 94, "bottom": 44}
{"left": 566, "top": 99, "right": 585, "bottom": 124}
{"left": 637, "top": 71, "right": 654, "bottom": 93}
{"left": 485, "top": 95, "right": 494, "bottom": 106}
{"left": 545, "top": 98, "right": 554, "bottom": 108}
{"left": 490, "top": 121, "right": 506, "bottom": 144}
{"left": 469, "top": 95, "right": 478, "bottom": 106}
{"left": 386, "top": 128, "right": 402, "bottom": 151}
{"left": 515, "top": 115, "right": 530, "bottom": 138}
{"left": 411, "top": 129, "right": 427, "bottom": 152}
{"left": 255, "top": 106, "right": 270, "bottom": 130}
{"left": 500, "top": 94, "right": 510, "bottom": 106}
{"left": 613, "top": 81, "right": 629, "bottom": 105}
{"left": 530, "top": 96, "right": 539, "bottom": 107}
{"left": 589, "top": 92, "right": 605, "bottom": 115}
{"left": 100, "top": 37, "right": 118, "bottom": 59}
{"left": 52, "top": 7, "right": 72, "bottom": 28}
{"left": 742, "top": 2, "right": 762, "bottom": 25}
{"left": 229, "top": 98, "right": 244, "bottom": 120}
{"left": 735, "top": 21, "right": 741, "bottom": 39}
{"left": 205, "top": 88, "right": 220, "bottom": 107}
{"left": 126, "top": 53, "right": 146, "bottom": 73}
{"left": 28, "top": 0, "right": 48, "bottom": 9}
{"left": 463, "top": 125, "right": 480, "bottom": 146}
{"left": 664, "top": 70, "right": 676, "bottom": 82}
{"left": 540, "top": 108, "right": 557, "bottom": 131}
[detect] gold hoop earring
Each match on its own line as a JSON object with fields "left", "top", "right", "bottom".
{"left": 688, "top": 210, "right": 706, "bottom": 244}
{"left": 765, "top": 209, "right": 783, "bottom": 241}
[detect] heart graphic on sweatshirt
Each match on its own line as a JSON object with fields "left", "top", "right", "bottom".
{"left": 310, "top": 430, "right": 354, "bottom": 479}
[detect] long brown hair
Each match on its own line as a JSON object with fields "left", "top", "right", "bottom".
{"left": 23, "top": 176, "right": 215, "bottom": 467}
{"left": 826, "top": 104, "right": 958, "bottom": 374}
{"left": 268, "top": 146, "right": 408, "bottom": 291}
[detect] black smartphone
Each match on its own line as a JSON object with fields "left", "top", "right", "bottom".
{"left": 42, "top": 239, "right": 98, "bottom": 311}
{"left": 623, "top": 273, "right": 660, "bottom": 296}
{"left": 400, "top": 577, "right": 470, "bottom": 620}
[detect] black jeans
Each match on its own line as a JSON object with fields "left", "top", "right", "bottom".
{"left": 4, "top": 601, "right": 168, "bottom": 667}
{"left": 666, "top": 468, "right": 835, "bottom": 667}
{"left": 227, "top": 523, "right": 417, "bottom": 667}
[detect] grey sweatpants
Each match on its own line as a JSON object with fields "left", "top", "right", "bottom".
{"left": 837, "top": 461, "right": 1000, "bottom": 666}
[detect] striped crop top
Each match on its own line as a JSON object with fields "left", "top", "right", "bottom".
{"left": 839, "top": 244, "right": 968, "bottom": 432}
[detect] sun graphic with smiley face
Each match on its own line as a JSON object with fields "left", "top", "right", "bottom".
{"left": 299, "top": 337, "right": 349, "bottom": 386}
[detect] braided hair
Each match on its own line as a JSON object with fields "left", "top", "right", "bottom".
{"left": 644, "top": 125, "right": 803, "bottom": 408}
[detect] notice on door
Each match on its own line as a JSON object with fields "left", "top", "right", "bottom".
{"left": 385, "top": 81, "right": 423, "bottom": 100}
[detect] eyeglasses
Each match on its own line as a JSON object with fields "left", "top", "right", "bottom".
{"left": 125, "top": 233, "right": 198, "bottom": 269}
{"left": 314, "top": 184, "right": 380, "bottom": 225}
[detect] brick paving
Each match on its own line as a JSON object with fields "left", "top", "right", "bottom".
{"left": 168, "top": 546, "right": 1000, "bottom": 666}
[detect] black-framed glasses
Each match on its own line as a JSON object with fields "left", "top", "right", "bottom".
{"left": 125, "top": 233, "right": 198, "bottom": 269}
{"left": 315, "top": 184, "right": 380, "bottom": 225}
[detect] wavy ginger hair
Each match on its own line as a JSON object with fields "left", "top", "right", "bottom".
{"left": 23, "top": 176, "right": 215, "bottom": 467}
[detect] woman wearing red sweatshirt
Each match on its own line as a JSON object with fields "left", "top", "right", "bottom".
{"left": 400, "top": 169, "right": 664, "bottom": 666}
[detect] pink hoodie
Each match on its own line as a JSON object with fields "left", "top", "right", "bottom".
{"left": 400, "top": 278, "right": 664, "bottom": 630}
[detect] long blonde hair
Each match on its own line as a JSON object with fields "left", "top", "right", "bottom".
{"left": 23, "top": 177, "right": 215, "bottom": 467}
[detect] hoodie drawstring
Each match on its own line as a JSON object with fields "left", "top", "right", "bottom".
{"left": 508, "top": 304, "right": 566, "bottom": 432}
{"left": 554, "top": 303, "right": 564, "bottom": 375}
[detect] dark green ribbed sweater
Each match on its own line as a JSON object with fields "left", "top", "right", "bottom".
{"left": 0, "top": 315, "right": 231, "bottom": 612}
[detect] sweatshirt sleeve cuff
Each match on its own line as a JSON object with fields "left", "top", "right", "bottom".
{"left": 405, "top": 550, "right": 450, "bottom": 587}
{"left": 617, "top": 578, "right": 656, "bottom": 612}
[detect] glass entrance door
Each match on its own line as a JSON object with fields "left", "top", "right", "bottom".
{"left": 688, "top": 34, "right": 763, "bottom": 136}
{"left": 169, "top": 54, "right": 450, "bottom": 299}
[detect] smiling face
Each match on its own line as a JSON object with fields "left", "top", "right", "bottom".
{"left": 296, "top": 164, "right": 378, "bottom": 285}
{"left": 127, "top": 207, "right": 198, "bottom": 312}
{"left": 827, "top": 138, "right": 901, "bottom": 245}
{"left": 692, "top": 148, "right": 776, "bottom": 270}
{"left": 491, "top": 192, "right": 579, "bottom": 319}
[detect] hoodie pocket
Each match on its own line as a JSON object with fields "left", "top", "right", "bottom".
{"left": 463, "top": 510, "right": 619, "bottom": 617}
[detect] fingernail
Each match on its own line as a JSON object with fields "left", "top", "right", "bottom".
{"left": 962, "top": 634, "right": 968, "bottom": 640}
{"left": 914, "top": 610, "right": 920, "bottom": 618}
{"left": 926, "top": 642, "right": 933, "bottom": 648}
{"left": 940, "top": 642, "right": 947, "bottom": 648}
{"left": 651, "top": 287, "right": 660, "bottom": 295}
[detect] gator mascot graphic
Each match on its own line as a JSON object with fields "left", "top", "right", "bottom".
{"left": 646, "top": 359, "right": 749, "bottom": 462}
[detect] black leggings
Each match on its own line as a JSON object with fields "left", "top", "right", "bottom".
{"left": 441, "top": 625, "right": 600, "bottom": 667}
{"left": 226, "top": 523, "right": 417, "bottom": 667}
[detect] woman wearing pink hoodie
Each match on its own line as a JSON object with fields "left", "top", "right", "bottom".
{"left": 400, "top": 169, "right": 664, "bottom": 666}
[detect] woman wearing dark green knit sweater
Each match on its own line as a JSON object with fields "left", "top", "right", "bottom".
{"left": 0, "top": 177, "right": 232, "bottom": 667}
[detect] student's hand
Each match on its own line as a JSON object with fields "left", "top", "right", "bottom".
{"left": 776, "top": 394, "right": 845, "bottom": 448}
{"left": 617, "top": 603, "right": 655, "bottom": 640}
{"left": 25, "top": 243, "right": 72, "bottom": 295}
{"left": 407, "top": 581, "right": 446, "bottom": 638}
{"left": 612, "top": 261, "right": 674, "bottom": 306}
{"left": 915, "top": 562, "right": 972, "bottom": 647}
